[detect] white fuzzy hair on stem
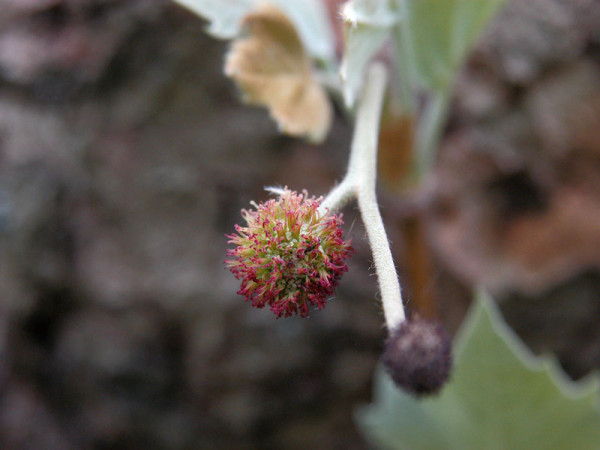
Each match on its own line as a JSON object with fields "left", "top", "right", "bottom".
{"left": 320, "top": 63, "right": 406, "bottom": 330}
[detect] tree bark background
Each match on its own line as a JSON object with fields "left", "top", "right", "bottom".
{"left": 0, "top": 1, "right": 599, "bottom": 449}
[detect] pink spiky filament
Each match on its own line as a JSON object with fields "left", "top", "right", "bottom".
{"left": 226, "top": 188, "right": 353, "bottom": 318}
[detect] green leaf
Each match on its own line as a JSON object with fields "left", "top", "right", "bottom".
{"left": 340, "top": 0, "right": 398, "bottom": 107}
{"left": 173, "top": 0, "right": 335, "bottom": 63}
{"left": 399, "top": 0, "right": 505, "bottom": 90}
{"left": 357, "top": 291, "right": 600, "bottom": 450}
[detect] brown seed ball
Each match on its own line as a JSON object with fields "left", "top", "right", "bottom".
{"left": 382, "top": 318, "right": 452, "bottom": 396}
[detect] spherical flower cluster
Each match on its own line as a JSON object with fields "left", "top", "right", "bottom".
{"left": 382, "top": 317, "right": 452, "bottom": 396}
{"left": 226, "top": 188, "right": 353, "bottom": 318}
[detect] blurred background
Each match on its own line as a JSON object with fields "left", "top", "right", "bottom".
{"left": 1, "top": 0, "right": 599, "bottom": 448}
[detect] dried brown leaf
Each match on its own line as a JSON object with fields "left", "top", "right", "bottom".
{"left": 224, "top": 4, "right": 332, "bottom": 143}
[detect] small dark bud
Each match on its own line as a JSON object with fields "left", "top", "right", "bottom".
{"left": 382, "top": 317, "right": 452, "bottom": 397}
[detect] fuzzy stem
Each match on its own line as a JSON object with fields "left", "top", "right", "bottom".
{"left": 320, "top": 63, "right": 406, "bottom": 330}
{"left": 319, "top": 178, "right": 355, "bottom": 214}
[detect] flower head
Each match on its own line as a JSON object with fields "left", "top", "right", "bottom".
{"left": 382, "top": 317, "right": 452, "bottom": 396}
{"left": 226, "top": 188, "right": 353, "bottom": 318}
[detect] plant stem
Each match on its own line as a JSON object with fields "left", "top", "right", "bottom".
{"left": 320, "top": 63, "right": 406, "bottom": 331}
{"left": 319, "top": 178, "right": 355, "bottom": 214}
{"left": 391, "top": 0, "right": 417, "bottom": 114}
{"left": 414, "top": 89, "right": 450, "bottom": 176}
